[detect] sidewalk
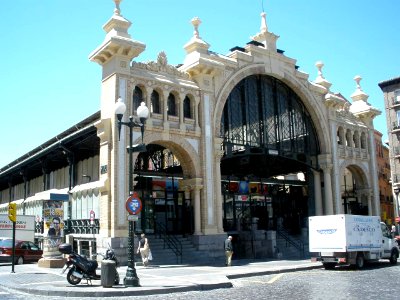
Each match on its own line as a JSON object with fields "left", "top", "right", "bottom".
{"left": 0, "top": 259, "right": 322, "bottom": 297}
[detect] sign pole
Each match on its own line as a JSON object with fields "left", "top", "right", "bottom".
{"left": 11, "top": 220, "right": 15, "bottom": 273}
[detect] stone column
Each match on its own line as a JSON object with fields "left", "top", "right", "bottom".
{"left": 162, "top": 90, "right": 169, "bottom": 129}
{"left": 321, "top": 163, "right": 334, "bottom": 215}
{"left": 179, "top": 93, "right": 185, "bottom": 131}
{"left": 214, "top": 139, "right": 224, "bottom": 233}
{"left": 194, "top": 96, "right": 200, "bottom": 132}
{"left": 193, "top": 184, "right": 203, "bottom": 235}
{"left": 312, "top": 169, "right": 323, "bottom": 216}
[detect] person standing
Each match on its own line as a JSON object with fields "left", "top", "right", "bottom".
{"left": 137, "top": 233, "right": 150, "bottom": 267}
{"left": 224, "top": 236, "right": 233, "bottom": 266}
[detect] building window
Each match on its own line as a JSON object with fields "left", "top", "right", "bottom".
{"left": 183, "top": 96, "right": 192, "bottom": 119}
{"left": 151, "top": 90, "right": 160, "bottom": 114}
{"left": 346, "top": 129, "right": 352, "bottom": 147}
{"left": 396, "top": 110, "right": 400, "bottom": 128}
{"left": 337, "top": 126, "right": 344, "bottom": 145}
{"left": 394, "top": 90, "right": 400, "bottom": 104}
{"left": 167, "top": 93, "right": 176, "bottom": 116}
{"left": 360, "top": 132, "right": 367, "bottom": 149}
{"left": 133, "top": 86, "right": 144, "bottom": 111}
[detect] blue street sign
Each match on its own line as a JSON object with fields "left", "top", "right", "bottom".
{"left": 125, "top": 192, "right": 142, "bottom": 215}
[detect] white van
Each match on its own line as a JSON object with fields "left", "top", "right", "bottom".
{"left": 309, "top": 214, "right": 399, "bottom": 269}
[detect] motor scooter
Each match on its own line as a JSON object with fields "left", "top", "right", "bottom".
{"left": 59, "top": 243, "right": 120, "bottom": 286}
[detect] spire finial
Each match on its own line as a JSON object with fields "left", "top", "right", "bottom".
{"left": 191, "top": 17, "right": 201, "bottom": 39}
{"left": 314, "top": 61, "right": 332, "bottom": 90}
{"left": 114, "top": 0, "right": 122, "bottom": 15}
{"left": 354, "top": 75, "right": 363, "bottom": 91}
{"left": 316, "top": 61, "right": 325, "bottom": 79}
{"left": 260, "top": 12, "right": 268, "bottom": 33}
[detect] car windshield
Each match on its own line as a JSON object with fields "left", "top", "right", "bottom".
{"left": 0, "top": 239, "right": 14, "bottom": 247}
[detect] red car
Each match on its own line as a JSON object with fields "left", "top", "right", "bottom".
{"left": 0, "top": 239, "right": 43, "bottom": 264}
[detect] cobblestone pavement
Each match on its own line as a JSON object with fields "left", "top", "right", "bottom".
{"left": 0, "top": 259, "right": 322, "bottom": 298}
{"left": 1, "top": 260, "right": 398, "bottom": 300}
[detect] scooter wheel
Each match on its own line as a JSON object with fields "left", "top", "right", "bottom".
{"left": 67, "top": 268, "right": 82, "bottom": 285}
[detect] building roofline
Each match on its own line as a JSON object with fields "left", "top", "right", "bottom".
{"left": 0, "top": 110, "right": 100, "bottom": 173}
{"left": 378, "top": 76, "right": 400, "bottom": 89}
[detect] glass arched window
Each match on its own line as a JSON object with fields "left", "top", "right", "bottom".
{"left": 133, "top": 86, "right": 143, "bottom": 111}
{"left": 151, "top": 90, "right": 160, "bottom": 114}
{"left": 221, "top": 75, "right": 320, "bottom": 164}
{"left": 183, "top": 96, "right": 192, "bottom": 119}
{"left": 167, "top": 93, "right": 176, "bottom": 116}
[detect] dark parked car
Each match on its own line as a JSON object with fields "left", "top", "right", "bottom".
{"left": 0, "top": 239, "right": 43, "bottom": 264}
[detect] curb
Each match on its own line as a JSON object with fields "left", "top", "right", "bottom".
{"left": 9, "top": 282, "right": 233, "bottom": 298}
{"left": 226, "top": 264, "right": 323, "bottom": 279}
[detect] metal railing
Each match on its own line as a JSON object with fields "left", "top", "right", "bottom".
{"left": 155, "top": 221, "right": 182, "bottom": 263}
{"left": 276, "top": 227, "right": 305, "bottom": 258}
{"left": 64, "top": 219, "right": 100, "bottom": 235}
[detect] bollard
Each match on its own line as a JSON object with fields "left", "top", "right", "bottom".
{"left": 101, "top": 259, "right": 116, "bottom": 288}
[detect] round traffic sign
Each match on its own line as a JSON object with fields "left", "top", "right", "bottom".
{"left": 125, "top": 192, "right": 142, "bottom": 215}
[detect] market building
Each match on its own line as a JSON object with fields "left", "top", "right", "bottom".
{"left": 0, "top": 2, "right": 381, "bottom": 262}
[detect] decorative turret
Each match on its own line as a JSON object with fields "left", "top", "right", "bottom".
{"left": 349, "top": 75, "right": 381, "bottom": 122}
{"left": 314, "top": 61, "right": 332, "bottom": 90}
{"left": 314, "top": 61, "right": 346, "bottom": 108}
{"left": 89, "top": 0, "right": 145, "bottom": 68}
{"left": 183, "top": 17, "right": 210, "bottom": 55}
{"left": 251, "top": 12, "right": 279, "bottom": 52}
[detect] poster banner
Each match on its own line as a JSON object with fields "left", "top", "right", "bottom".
{"left": 43, "top": 200, "right": 64, "bottom": 238}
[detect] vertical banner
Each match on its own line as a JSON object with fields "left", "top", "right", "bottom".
{"left": 43, "top": 200, "right": 64, "bottom": 238}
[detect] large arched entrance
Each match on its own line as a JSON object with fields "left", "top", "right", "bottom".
{"left": 133, "top": 144, "right": 193, "bottom": 235}
{"left": 220, "top": 74, "right": 320, "bottom": 234}
{"left": 340, "top": 165, "right": 370, "bottom": 215}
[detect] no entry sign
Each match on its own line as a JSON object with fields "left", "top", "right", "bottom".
{"left": 125, "top": 192, "right": 142, "bottom": 215}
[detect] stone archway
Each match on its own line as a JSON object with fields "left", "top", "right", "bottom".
{"left": 214, "top": 64, "right": 330, "bottom": 155}
{"left": 339, "top": 163, "right": 370, "bottom": 215}
{"left": 130, "top": 133, "right": 202, "bottom": 235}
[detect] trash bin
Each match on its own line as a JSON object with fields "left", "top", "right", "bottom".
{"left": 101, "top": 260, "right": 116, "bottom": 288}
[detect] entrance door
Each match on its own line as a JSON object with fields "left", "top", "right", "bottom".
{"left": 146, "top": 190, "right": 192, "bottom": 235}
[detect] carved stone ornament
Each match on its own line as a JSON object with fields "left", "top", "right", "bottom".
{"left": 131, "top": 51, "right": 190, "bottom": 79}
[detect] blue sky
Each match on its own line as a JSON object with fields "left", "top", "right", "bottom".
{"left": 1, "top": 0, "right": 399, "bottom": 168}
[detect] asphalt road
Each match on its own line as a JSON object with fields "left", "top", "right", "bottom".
{"left": 0, "top": 260, "right": 399, "bottom": 300}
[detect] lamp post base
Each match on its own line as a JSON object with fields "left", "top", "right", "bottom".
{"left": 124, "top": 267, "right": 140, "bottom": 287}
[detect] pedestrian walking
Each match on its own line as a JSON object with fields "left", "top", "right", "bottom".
{"left": 137, "top": 233, "right": 151, "bottom": 267}
{"left": 224, "top": 235, "right": 233, "bottom": 266}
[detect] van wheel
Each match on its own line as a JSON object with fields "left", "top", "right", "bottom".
{"left": 389, "top": 251, "right": 398, "bottom": 264}
{"left": 355, "top": 254, "right": 364, "bottom": 269}
{"left": 323, "top": 263, "right": 336, "bottom": 270}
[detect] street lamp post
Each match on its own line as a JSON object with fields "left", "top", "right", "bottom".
{"left": 115, "top": 97, "right": 149, "bottom": 287}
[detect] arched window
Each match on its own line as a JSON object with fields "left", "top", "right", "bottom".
{"left": 151, "top": 90, "right": 160, "bottom": 114}
{"left": 183, "top": 96, "right": 192, "bottom": 119}
{"left": 345, "top": 129, "right": 352, "bottom": 147}
{"left": 133, "top": 86, "right": 143, "bottom": 111}
{"left": 353, "top": 131, "right": 360, "bottom": 148}
{"left": 360, "top": 132, "right": 367, "bottom": 149}
{"left": 337, "top": 126, "right": 344, "bottom": 145}
{"left": 167, "top": 93, "right": 176, "bottom": 116}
